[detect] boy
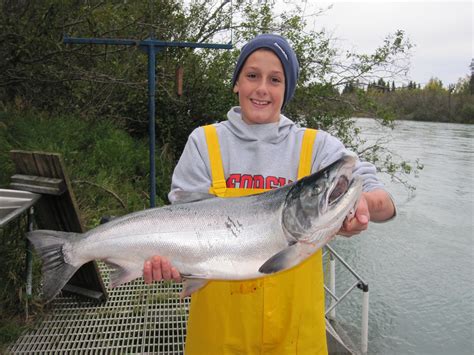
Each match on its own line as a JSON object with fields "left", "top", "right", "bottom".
{"left": 144, "top": 34, "right": 395, "bottom": 354}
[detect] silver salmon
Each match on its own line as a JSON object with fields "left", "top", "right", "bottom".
{"left": 28, "top": 153, "right": 362, "bottom": 303}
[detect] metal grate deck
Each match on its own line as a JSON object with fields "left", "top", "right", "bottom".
{"left": 8, "top": 262, "right": 190, "bottom": 354}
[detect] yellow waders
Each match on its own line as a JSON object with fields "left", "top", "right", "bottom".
{"left": 185, "top": 125, "right": 327, "bottom": 355}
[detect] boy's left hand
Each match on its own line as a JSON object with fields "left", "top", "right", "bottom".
{"left": 338, "top": 194, "right": 370, "bottom": 237}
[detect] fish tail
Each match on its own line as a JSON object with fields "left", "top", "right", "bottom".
{"left": 27, "top": 230, "right": 82, "bottom": 303}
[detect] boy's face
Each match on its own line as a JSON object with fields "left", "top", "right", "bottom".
{"left": 233, "top": 49, "right": 285, "bottom": 125}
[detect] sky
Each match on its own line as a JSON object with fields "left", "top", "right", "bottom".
{"left": 276, "top": 0, "right": 473, "bottom": 86}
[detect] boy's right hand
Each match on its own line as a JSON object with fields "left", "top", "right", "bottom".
{"left": 143, "top": 256, "right": 182, "bottom": 284}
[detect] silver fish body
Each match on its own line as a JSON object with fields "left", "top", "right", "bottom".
{"left": 28, "top": 153, "right": 362, "bottom": 303}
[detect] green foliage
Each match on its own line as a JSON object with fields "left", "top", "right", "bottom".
{"left": 0, "top": 110, "right": 173, "bottom": 227}
{"left": 0, "top": 1, "right": 415, "bottom": 153}
{"left": 424, "top": 77, "right": 444, "bottom": 91}
{"left": 0, "top": 208, "right": 45, "bottom": 352}
{"left": 0, "top": 316, "right": 31, "bottom": 354}
{"left": 454, "top": 75, "right": 471, "bottom": 95}
{"left": 0, "top": 214, "right": 43, "bottom": 314}
{"left": 0, "top": 0, "right": 233, "bottom": 155}
{"left": 357, "top": 81, "right": 474, "bottom": 124}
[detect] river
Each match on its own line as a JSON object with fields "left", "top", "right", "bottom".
{"left": 328, "top": 118, "right": 473, "bottom": 355}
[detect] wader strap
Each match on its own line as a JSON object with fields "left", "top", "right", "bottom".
{"left": 203, "top": 125, "right": 227, "bottom": 197}
{"left": 297, "top": 128, "right": 318, "bottom": 179}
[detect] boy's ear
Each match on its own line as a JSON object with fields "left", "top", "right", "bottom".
{"left": 233, "top": 82, "right": 239, "bottom": 94}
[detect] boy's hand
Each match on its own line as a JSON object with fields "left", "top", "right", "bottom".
{"left": 143, "top": 256, "right": 182, "bottom": 284}
{"left": 338, "top": 194, "right": 370, "bottom": 237}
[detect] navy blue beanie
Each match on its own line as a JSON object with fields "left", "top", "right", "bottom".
{"left": 232, "top": 34, "right": 299, "bottom": 109}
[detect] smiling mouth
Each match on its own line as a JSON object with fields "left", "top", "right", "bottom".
{"left": 251, "top": 98, "right": 271, "bottom": 106}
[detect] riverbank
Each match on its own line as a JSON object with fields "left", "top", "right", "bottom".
{"left": 347, "top": 84, "right": 474, "bottom": 125}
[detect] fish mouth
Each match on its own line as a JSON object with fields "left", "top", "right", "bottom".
{"left": 324, "top": 153, "right": 357, "bottom": 207}
{"left": 328, "top": 175, "right": 350, "bottom": 205}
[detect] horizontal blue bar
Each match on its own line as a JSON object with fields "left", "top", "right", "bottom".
{"left": 63, "top": 36, "right": 232, "bottom": 50}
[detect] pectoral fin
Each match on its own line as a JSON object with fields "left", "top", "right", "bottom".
{"left": 180, "top": 278, "right": 209, "bottom": 298}
{"left": 104, "top": 260, "right": 141, "bottom": 288}
{"left": 258, "top": 242, "right": 319, "bottom": 274}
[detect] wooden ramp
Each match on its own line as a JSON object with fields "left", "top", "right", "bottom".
{"left": 10, "top": 150, "right": 107, "bottom": 301}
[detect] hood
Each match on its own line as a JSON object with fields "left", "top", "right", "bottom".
{"left": 223, "top": 107, "right": 295, "bottom": 144}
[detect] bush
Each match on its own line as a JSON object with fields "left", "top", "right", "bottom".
{"left": 0, "top": 110, "right": 174, "bottom": 226}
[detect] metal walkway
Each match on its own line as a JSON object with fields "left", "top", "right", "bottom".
{"left": 9, "top": 251, "right": 363, "bottom": 354}
{"left": 8, "top": 263, "right": 190, "bottom": 354}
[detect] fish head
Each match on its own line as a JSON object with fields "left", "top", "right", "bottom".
{"left": 281, "top": 153, "right": 363, "bottom": 243}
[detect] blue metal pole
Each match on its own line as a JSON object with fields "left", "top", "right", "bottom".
{"left": 147, "top": 45, "right": 157, "bottom": 208}
{"left": 64, "top": 35, "right": 232, "bottom": 50}
{"left": 63, "top": 35, "right": 232, "bottom": 209}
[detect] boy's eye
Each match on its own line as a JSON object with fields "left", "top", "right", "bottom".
{"left": 271, "top": 77, "right": 282, "bottom": 84}
{"left": 246, "top": 73, "right": 257, "bottom": 79}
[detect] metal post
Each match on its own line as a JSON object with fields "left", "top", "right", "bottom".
{"left": 147, "top": 44, "right": 157, "bottom": 208}
{"left": 328, "top": 251, "right": 336, "bottom": 320}
{"left": 360, "top": 282, "right": 369, "bottom": 354}
{"left": 25, "top": 206, "right": 34, "bottom": 320}
{"left": 63, "top": 36, "right": 232, "bottom": 208}
{"left": 26, "top": 207, "right": 34, "bottom": 297}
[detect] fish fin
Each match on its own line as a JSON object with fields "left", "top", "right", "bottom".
{"left": 169, "top": 190, "right": 215, "bottom": 204}
{"left": 27, "top": 230, "right": 82, "bottom": 303}
{"left": 103, "top": 261, "right": 141, "bottom": 288}
{"left": 180, "top": 278, "right": 208, "bottom": 298}
{"left": 258, "top": 242, "right": 319, "bottom": 274}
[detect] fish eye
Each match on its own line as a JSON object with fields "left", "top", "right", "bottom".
{"left": 311, "top": 185, "right": 322, "bottom": 196}
{"left": 328, "top": 176, "right": 349, "bottom": 204}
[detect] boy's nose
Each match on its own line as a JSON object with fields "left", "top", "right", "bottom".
{"left": 255, "top": 80, "right": 269, "bottom": 96}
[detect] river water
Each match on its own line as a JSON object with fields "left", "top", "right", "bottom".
{"left": 328, "top": 118, "right": 473, "bottom": 355}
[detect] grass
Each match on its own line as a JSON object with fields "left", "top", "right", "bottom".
{"left": 0, "top": 109, "right": 174, "bottom": 226}
{"left": 0, "top": 316, "right": 30, "bottom": 354}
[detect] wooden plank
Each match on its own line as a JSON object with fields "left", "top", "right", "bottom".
{"left": 49, "top": 153, "right": 83, "bottom": 232}
{"left": 10, "top": 175, "right": 66, "bottom": 195}
{"left": 11, "top": 150, "right": 36, "bottom": 175}
{"left": 10, "top": 150, "right": 108, "bottom": 302}
{"left": 10, "top": 183, "right": 63, "bottom": 196}
{"left": 11, "top": 174, "right": 64, "bottom": 188}
{"left": 33, "top": 152, "right": 50, "bottom": 178}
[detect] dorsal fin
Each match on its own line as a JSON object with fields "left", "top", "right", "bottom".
{"left": 169, "top": 190, "right": 216, "bottom": 204}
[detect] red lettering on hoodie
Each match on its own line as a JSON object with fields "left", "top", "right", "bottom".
{"left": 227, "top": 174, "right": 241, "bottom": 188}
{"left": 253, "top": 175, "right": 264, "bottom": 189}
{"left": 265, "top": 176, "right": 279, "bottom": 189}
{"left": 240, "top": 174, "right": 253, "bottom": 189}
{"left": 227, "top": 174, "right": 292, "bottom": 189}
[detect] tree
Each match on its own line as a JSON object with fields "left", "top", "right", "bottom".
{"left": 0, "top": 0, "right": 417, "bottom": 185}
{"left": 454, "top": 76, "right": 471, "bottom": 95}
{"left": 470, "top": 58, "right": 474, "bottom": 95}
{"left": 342, "top": 81, "right": 358, "bottom": 94}
{"left": 424, "top": 77, "right": 444, "bottom": 91}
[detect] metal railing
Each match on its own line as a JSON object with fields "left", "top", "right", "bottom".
{"left": 324, "top": 244, "right": 369, "bottom": 354}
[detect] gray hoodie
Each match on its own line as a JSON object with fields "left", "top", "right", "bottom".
{"left": 169, "top": 107, "right": 386, "bottom": 200}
